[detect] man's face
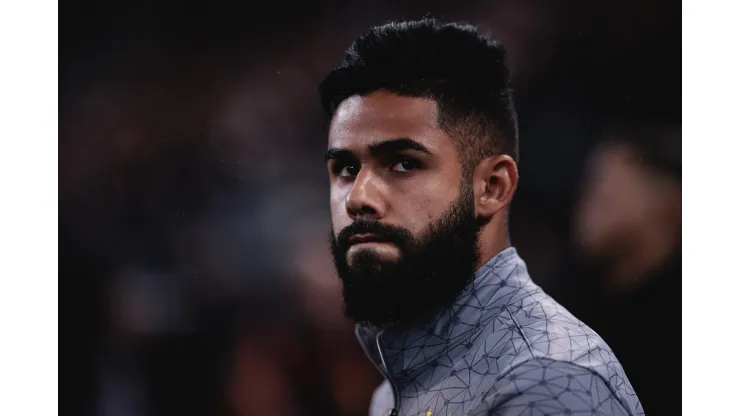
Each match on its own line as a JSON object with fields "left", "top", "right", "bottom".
{"left": 326, "top": 90, "right": 481, "bottom": 327}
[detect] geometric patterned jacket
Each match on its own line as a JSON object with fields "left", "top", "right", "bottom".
{"left": 356, "top": 248, "right": 645, "bottom": 416}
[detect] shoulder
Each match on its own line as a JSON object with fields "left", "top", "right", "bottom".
{"left": 368, "top": 380, "right": 394, "bottom": 416}
{"left": 473, "top": 357, "right": 644, "bottom": 416}
{"left": 502, "top": 281, "right": 631, "bottom": 382}
{"left": 470, "top": 282, "right": 642, "bottom": 414}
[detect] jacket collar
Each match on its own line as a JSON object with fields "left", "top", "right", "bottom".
{"left": 355, "top": 247, "right": 529, "bottom": 382}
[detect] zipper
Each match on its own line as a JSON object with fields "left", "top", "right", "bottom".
{"left": 376, "top": 330, "right": 401, "bottom": 416}
{"left": 354, "top": 326, "right": 402, "bottom": 415}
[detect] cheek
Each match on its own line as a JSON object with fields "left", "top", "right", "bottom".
{"left": 329, "top": 188, "right": 348, "bottom": 235}
{"left": 413, "top": 197, "right": 437, "bottom": 223}
{"left": 401, "top": 183, "right": 457, "bottom": 232}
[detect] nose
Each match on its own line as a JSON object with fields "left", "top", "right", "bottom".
{"left": 346, "top": 168, "right": 385, "bottom": 220}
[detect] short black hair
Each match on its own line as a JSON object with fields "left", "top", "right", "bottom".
{"left": 319, "top": 18, "right": 519, "bottom": 177}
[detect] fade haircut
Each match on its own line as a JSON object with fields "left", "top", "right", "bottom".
{"left": 319, "top": 18, "right": 519, "bottom": 178}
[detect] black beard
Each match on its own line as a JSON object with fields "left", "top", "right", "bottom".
{"left": 329, "top": 186, "right": 482, "bottom": 328}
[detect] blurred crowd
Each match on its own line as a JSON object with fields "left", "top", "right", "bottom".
{"left": 61, "top": 0, "right": 680, "bottom": 415}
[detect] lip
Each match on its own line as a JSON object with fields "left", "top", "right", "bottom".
{"left": 348, "top": 233, "right": 389, "bottom": 246}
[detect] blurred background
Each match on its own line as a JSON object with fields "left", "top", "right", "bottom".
{"left": 60, "top": 0, "right": 681, "bottom": 415}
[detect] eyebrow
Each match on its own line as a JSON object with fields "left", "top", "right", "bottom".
{"left": 325, "top": 137, "right": 432, "bottom": 162}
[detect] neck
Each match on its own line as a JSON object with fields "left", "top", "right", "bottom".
{"left": 476, "top": 221, "right": 511, "bottom": 270}
{"left": 476, "top": 233, "right": 511, "bottom": 270}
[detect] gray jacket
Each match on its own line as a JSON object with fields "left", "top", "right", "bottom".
{"left": 356, "top": 248, "right": 644, "bottom": 416}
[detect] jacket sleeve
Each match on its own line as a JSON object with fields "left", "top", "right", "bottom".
{"left": 474, "top": 358, "right": 641, "bottom": 416}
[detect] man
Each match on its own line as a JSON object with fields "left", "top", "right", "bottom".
{"left": 564, "top": 123, "right": 681, "bottom": 414}
{"left": 319, "top": 19, "right": 643, "bottom": 416}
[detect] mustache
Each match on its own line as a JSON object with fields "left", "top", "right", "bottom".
{"left": 335, "top": 219, "right": 413, "bottom": 250}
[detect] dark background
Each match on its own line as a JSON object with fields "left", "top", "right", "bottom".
{"left": 60, "top": 1, "right": 680, "bottom": 415}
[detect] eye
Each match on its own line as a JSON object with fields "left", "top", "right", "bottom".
{"left": 391, "top": 158, "right": 420, "bottom": 173}
{"left": 336, "top": 162, "right": 359, "bottom": 178}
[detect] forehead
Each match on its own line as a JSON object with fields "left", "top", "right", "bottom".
{"left": 328, "top": 90, "right": 452, "bottom": 151}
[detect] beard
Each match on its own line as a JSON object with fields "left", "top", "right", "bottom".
{"left": 329, "top": 185, "right": 482, "bottom": 328}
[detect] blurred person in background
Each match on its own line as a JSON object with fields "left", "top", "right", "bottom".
{"left": 321, "top": 18, "right": 643, "bottom": 416}
{"left": 560, "top": 123, "right": 681, "bottom": 415}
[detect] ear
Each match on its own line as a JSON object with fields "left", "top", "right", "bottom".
{"left": 473, "top": 154, "right": 519, "bottom": 219}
